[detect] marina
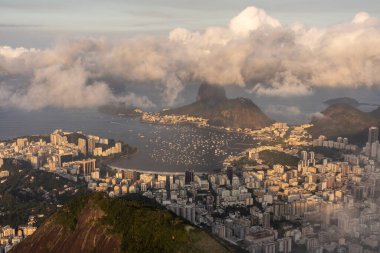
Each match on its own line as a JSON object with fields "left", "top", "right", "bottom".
{"left": 0, "top": 108, "right": 258, "bottom": 172}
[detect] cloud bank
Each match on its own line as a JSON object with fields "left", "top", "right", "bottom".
{"left": 1, "top": 6, "right": 380, "bottom": 110}
{"left": 266, "top": 105, "right": 301, "bottom": 117}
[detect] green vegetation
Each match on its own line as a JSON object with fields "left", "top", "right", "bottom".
{"left": 307, "top": 147, "right": 345, "bottom": 160}
{"left": 65, "top": 132, "right": 87, "bottom": 145}
{"left": 310, "top": 103, "right": 380, "bottom": 146}
{"left": 232, "top": 157, "right": 258, "bottom": 168}
{"left": 56, "top": 194, "right": 90, "bottom": 231}
{"left": 259, "top": 150, "right": 299, "bottom": 167}
{"left": 98, "top": 103, "right": 142, "bottom": 117}
{"left": 25, "top": 135, "right": 50, "bottom": 143}
{"left": 55, "top": 193, "right": 234, "bottom": 253}
{"left": 0, "top": 159, "right": 87, "bottom": 227}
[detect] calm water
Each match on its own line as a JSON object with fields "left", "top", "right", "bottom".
{"left": 0, "top": 108, "right": 256, "bottom": 172}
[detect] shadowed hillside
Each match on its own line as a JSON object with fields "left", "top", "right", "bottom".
{"left": 12, "top": 193, "right": 237, "bottom": 253}
{"left": 310, "top": 103, "right": 380, "bottom": 145}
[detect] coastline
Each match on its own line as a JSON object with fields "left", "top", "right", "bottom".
{"left": 97, "top": 147, "right": 140, "bottom": 166}
{"left": 139, "top": 117, "right": 260, "bottom": 136}
{"left": 107, "top": 165, "right": 219, "bottom": 176}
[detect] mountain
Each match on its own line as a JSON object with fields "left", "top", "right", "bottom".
{"left": 0, "top": 159, "right": 86, "bottom": 227}
{"left": 324, "top": 97, "right": 360, "bottom": 107}
{"left": 309, "top": 103, "right": 380, "bottom": 145}
{"left": 370, "top": 106, "right": 380, "bottom": 117}
{"left": 165, "top": 83, "right": 273, "bottom": 129}
{"left": 98, "top": 103, "right": 143, "bottom": 117}
{"left": 12, "top": 193, "right": 236, "bottom": 253}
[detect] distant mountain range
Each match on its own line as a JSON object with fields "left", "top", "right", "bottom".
{"left": 309, "top": 103, "right": 380, "bottom": 145}
{"left": 12, "top": 193, "right": 235, "bottom": 253}
{"left": 98, "top": 103, "right": 142, "bottom": 117}
{"left": 324, "top": 97, "right": 380, "bottom": 107}
{"left": 164, "top": 83, "right": 273, "bottom": 129}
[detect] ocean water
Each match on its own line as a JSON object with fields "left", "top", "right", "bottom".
{"left": 0, "top": 108, "right": 256, "bottom": 172}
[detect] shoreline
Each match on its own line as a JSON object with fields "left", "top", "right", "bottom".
{"left": 139, "top": 118, "right": 257, "bottom": 135}
{"left": 104, "top": 147, "right": 224, "bottom": 175}
{"left": 98, "top": 147, "right": 140, "bottom": 166}
{"left": 102, "top": 119, "right": 259, "bottom": 174}
{"left": 107, "top": 165, "right": 220, "bottom": 176}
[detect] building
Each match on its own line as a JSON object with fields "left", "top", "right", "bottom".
{"left": 87, "top": 138, "right": 96, "bottom": 155}
{"left": 368, "top": 127, "right": 379, "bottom": 144}
{"left": 78, "top": 138, "right": 87, "bottom": 156}
{"left": 59, "top": 154, "right": 73, "bottom": 166}
{"left": 367, "top": 127, "right": 379, "bottom": 157}
{"left": 301, "top": 151, "right": 308, "bottom": 161}
{"left": 227, "top": 167, "right": 234, "bottom": 184}
{"left": 115, "top": 142, "right": 122, "bottom": 153}
{"left": 16, "top": 138, "right": 28, "bottom": 148}
{"left": 185, "top": 170, "right": 194, "bottom": 185}
{"left": 263, "top": 212, "right": 271, "bottom": 228}
{"left": 125, "top": 171, "right": 140, "bottom": 182}
{"left": 63, "top": 159, "right": 95, "bottom": 176}
{"left": 50, "top": 130, "right": 67, "bottom": 145}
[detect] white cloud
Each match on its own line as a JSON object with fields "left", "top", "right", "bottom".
{"left": 266, "top": 105, "right": 301, "bottom": 116}
{"left": 1, "top": 6, "right": 380, "bottom": 110}
{"left": 229, "top": 6, "right": 281, "bottom": 36}
{"left": 309, "top": 112, "right": 326, "bottom": 120}
{"left": 352, "top": 12, "right": 371, "bottom": 24}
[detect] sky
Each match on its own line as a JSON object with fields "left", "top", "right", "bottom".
{"left": 1, "top": 0, "right": 380, "bottom": 47}
{"left": 1, "top": 0, "right": 380, "bottom": 123}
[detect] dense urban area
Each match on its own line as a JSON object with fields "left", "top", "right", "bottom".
{"left": 0, "top": 117, "right": 380, "bottom": 253}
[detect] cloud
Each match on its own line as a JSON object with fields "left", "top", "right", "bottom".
{"left": 1, "top": 6, "right": 380, "bottom": 110}
{"left": 309, "top": 112, "right": 326, "bottom": 120}
{"left": 266, "top": 105, "right": 301, "bottom": 116}
{"left": 248, "top": 71, "right": 313, "bottom": 97}
{"left": 229, "top": 6, "right": 281, "bottom": 36}
{"left": 0, "top": 24, "right": 41, "bottom": 28}
{"left": 352, "top": 12, "right": 371, "bottom": 24}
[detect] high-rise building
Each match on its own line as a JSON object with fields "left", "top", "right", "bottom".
{"left": 87, "top": 138, "right": 96, "bottom": 155}
{"left": 309, "top": 151, "right": 316, "bottom": 167}
{"left": 301, "top": 151, "right": 308, "bottom": 162}
{"left": 263, "top": 212, "right": 271, "bottom": 228}
{"left": 16, "top": 138, "right": 28, "bottom": 148}
{"left": 115, "top": 142, "right": 122, "bottom": 153}
{"left": 371, "top": 141, "right": 379, "bottom": 158}
{"left": 185, "top": 170, "right": 194, "bottom": 185}
{"left": 368, "top": 127, "right": 379, "bottom": 144}
{"left": 50, "top": 130, "right": 67, "bottom": 145}
{"left": 78, "top": 138, "right": 87, "bottom": 156}
{"left": 63, "top": 159, "right": 96, "bottom": 176}
{"left": 81, "top": 159, "right": 96, "bottom": 176}
{"left": 227, "top": 167, "right": 234, "bottom": 183}
{"left": 367, "top": 127, "right": 379, "bottom": 158}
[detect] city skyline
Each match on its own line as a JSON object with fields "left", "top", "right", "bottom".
{"left": 1, "top": 2, "right": 380, "bottom": 253}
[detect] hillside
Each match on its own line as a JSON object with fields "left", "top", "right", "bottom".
{"left": 309, "top": 103, "right": 380, "bottom": 145}
{"left": 0, "top": 159, "right": 86, "bottom": 227}
{"left": 12, "top": 193, "right": 236, "bottom": 253}
{"left": 98, "top": 103, "right": 142, "bottom": 117}
{"left": 165, "top": 83, "right": 272, "bottom": 129}
{"left": 370, "top": 106, "right": 380, "bottom": 117}
{"left": 324, "top": 97, "right": 360, "bottom": 107}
